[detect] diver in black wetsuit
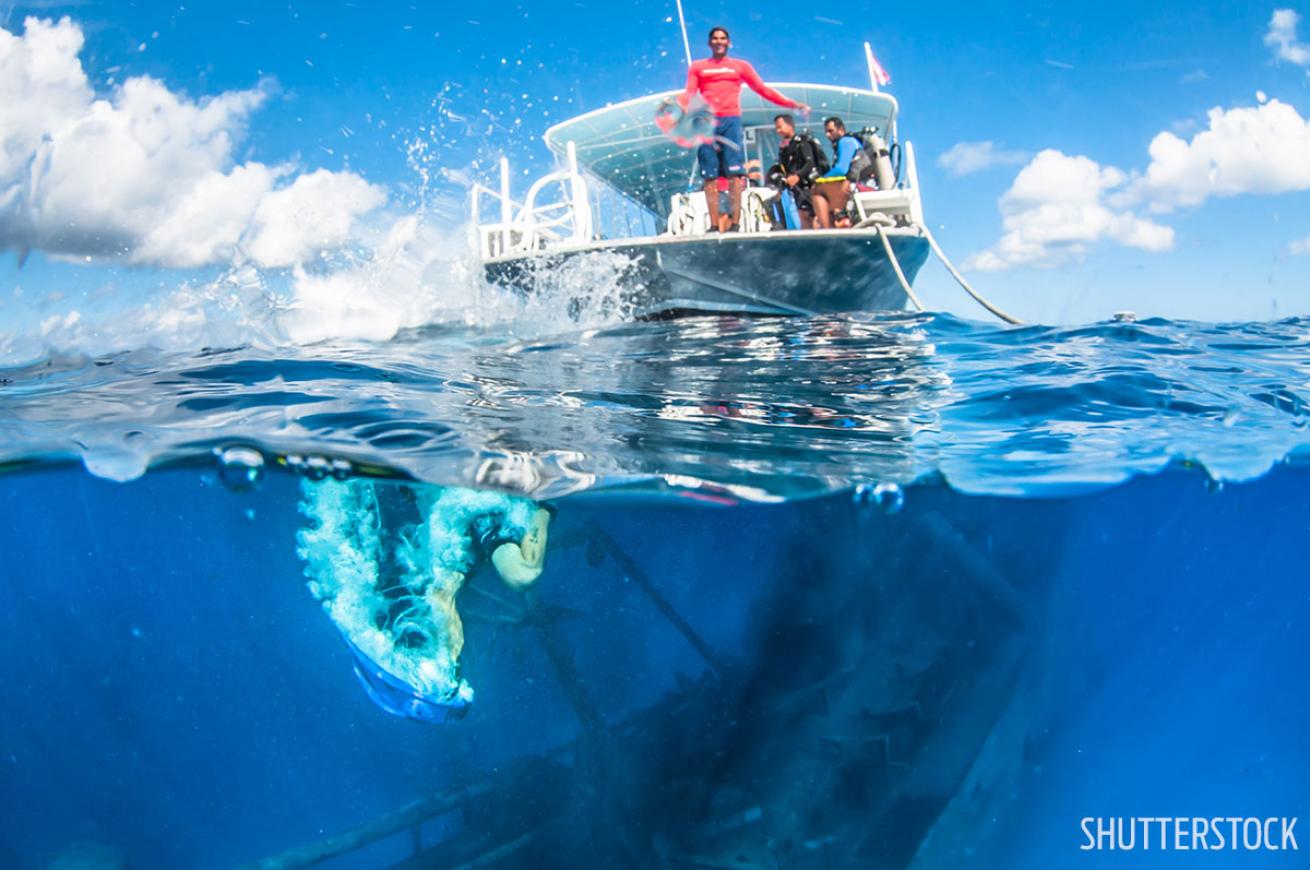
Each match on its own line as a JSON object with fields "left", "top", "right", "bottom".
{"left": 768, "top": 113, "right": 829, "bottom": 229}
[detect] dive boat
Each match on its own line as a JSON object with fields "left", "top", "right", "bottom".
{"left": 471, "top": 68, "right": 931, "bottom": 317}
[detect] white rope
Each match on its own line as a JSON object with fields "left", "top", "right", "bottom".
{"left": 921, "top": 226, "right": 1024, "bottom": 325}
{"left": 854, "top": 213, "right": 895, "bottom": 229}
{"left": 875, "top": 225, "right": 925, "bottom": 312}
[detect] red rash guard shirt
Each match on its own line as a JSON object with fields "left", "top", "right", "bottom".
{"left": 680, "top": 57, "right": 800, "bottom": 117}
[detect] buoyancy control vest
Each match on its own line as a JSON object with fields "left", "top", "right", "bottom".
{"left": 839, "top": 135, "right": 875, "bottom": 185}
{"left": 780, "top": 131, "right": 830, "bottom": 184}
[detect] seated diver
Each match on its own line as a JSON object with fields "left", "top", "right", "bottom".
{"left": 811, "top": 116, "right": 875, "bottom": 229}
{"left": 769, "top": 113, "right": 829, "bottom": 229}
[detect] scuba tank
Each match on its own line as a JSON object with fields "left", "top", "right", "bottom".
{"left": 856, "top": 128, "right": 897, "bottom": 190}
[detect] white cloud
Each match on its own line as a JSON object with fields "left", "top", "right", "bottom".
{"left": 963, "top": 150, "right": 1174, "bottom": 271}
{"left": 969, "top": 93, "right": 1310, "bottom": 270}
{"left": 1136, "top": 98, "right": 1310, "bottom": 209}
{"left": 1266, "top": 9, "right": 1310, "bottom": 66}
{"left": 936, "top": 141, "right": 1029, "bottom": 177}
{"left": 244, "top": 169, "right": 388, "bottom": 268}
{"left": 0, "top": 16, "right": 90, "bottom": 180}
{"left": 965, "top": 12, "right": 1310, "bottom": 273}
{"left": 23, "top": 74, "right": 269, "bottom": 257}
{"left": 134, "top": 163, "right": 278, "bottom": 267}
{"left": 0, "top": 16, "right": 386, "bottom": 269}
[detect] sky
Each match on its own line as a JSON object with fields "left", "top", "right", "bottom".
{"left": 2, "top": 0, "right": 1310, "bottom": 351}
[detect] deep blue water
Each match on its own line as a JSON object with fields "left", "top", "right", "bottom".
{"left": 2, "top": 313, "right": 1309, "bottom": 868}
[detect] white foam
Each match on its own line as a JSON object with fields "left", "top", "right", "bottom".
{"left": 1, "top": 212, "right": 644, "bottom": 365}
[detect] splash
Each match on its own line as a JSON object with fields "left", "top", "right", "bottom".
{"left": 296, "top": 479, "right": 551, "bottom": 717}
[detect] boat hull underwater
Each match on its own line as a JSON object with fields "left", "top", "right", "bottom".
{"left": 484, "top": 229, "right": 931, "bottom": 317}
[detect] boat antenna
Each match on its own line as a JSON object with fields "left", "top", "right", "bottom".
{"left": 675, "top": 0, "right": 693, "bottom": 66}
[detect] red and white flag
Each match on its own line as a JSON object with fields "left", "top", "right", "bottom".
{"left": 865, "top": 43, "right": 892, "bottom": 87}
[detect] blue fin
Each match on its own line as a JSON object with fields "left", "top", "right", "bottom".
{"left": 339, "top": 633, "right": 469, "bottom": 723}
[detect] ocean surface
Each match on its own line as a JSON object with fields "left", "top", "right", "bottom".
{"left": 2, "top": 310, "right": 1309, "bottom": 868}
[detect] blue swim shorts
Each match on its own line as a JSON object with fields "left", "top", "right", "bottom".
{"left": 697, "top": 115, "right": 747, "bottom": 180}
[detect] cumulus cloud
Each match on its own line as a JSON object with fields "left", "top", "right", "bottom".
{"left": 1135, "top": 97, "right": 1310, "bottom": 209}
{"left": 0, "top": 16, "right": 386, "bottom": 269}
{"left": 968, "top": 92, "right": 1310, "bottom": 270}
{"left": 964, "top": 8, "right": 1310, "bottom": 273}
{"left": 1266, "top": 9, "right": 1310, "bottom": 66}
{"left": 963, "top": 150, "right": 1174, "bottom": 271}
{"left": 133, "top": 162, "right": 278, "bottom": 267}
{"left": 244, "top": 169, "right": 388, "bottom": 268}
{"left": 936, "top": 141, "right": 1029, "bottom": 177}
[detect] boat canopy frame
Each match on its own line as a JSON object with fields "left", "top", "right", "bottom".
{"left": 469, "top": 83, "right": 922, "bottom": 261}
{"left": 543, "top": 84, "right": 900, "bottom": 219}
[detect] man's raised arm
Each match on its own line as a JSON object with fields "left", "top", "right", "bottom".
{"left": 737, "top": 60, "right": 803, "bottom": 110}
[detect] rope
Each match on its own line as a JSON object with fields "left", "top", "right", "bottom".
{"left": 875, "top": 224, "right": 925, "bottom": 312}
{"left": 921, "top": 226, "right": 1024, "bottom": 325}
{"left": 854, "top": 213, "right": 895, "bottom": 229}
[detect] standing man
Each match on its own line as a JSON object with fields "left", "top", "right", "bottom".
{"left": 680, "top": 27, "right": 809, "bottom": 232}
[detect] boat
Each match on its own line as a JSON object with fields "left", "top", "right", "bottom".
{"left": 470, "top": 52, "right": 932, "bottom": 318}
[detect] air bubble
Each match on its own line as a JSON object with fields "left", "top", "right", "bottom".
{"left": 283, "top": 453, "right": 355, "bottom": 481}
{"left": 215, "top": 445, "right": 265, "bottom": 492}
{"left": 853, "top": 481, "right": 904, "bottom": 515}
{"left": 303, "top": 455, "right": 332, "bottom": 481}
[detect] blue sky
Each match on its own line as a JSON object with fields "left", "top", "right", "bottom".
{"left": 2, "top": 0, "right": 1310, "bottom": 346}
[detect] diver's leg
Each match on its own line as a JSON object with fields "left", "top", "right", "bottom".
{"left": 697, "top": 136, "right": 722, "bottom": 233}
{"left": 812, "top": 186, "right": 831, "bottom": 229}
{"left": 831, "top": 180, "right": 852, "bottom": 224}
{"left": 720, "top": 116, "right": 746, "bottom": 230}
{"left": 795, "top": 187, "right": 814, "bottom": 229}
{"left": 703, "top": 179, "right": 721, "bottom": 230}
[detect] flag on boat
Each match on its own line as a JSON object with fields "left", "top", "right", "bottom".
{"left": 866, "top": 44, "right": 892, "bottom": 87}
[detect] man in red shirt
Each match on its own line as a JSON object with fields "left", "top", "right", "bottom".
{"left": 680, "top": 27, "right": 809, "bottom": 232}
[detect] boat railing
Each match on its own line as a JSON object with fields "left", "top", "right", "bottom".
{"left": 470, "top": 141, "right": 593, "bottom": 260}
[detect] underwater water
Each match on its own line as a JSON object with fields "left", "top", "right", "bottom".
{"left": 2, "top": 313, "right": 1309, "bottom": 869}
